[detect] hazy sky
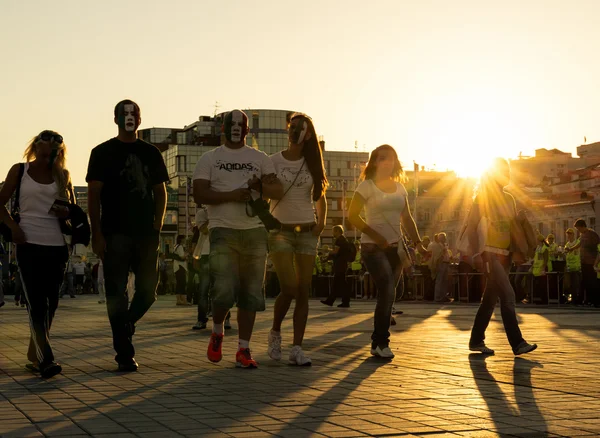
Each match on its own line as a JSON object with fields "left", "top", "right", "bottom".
{"left": 2, "top": 0, "right": 600, "bottom": 183}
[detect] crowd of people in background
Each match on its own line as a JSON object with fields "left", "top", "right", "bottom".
{"left": 2, "top": 101, "right": 600, "bottom": 379}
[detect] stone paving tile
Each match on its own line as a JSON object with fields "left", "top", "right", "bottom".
{"left": 1, "top": 297, "right": 600, "bottom": 437}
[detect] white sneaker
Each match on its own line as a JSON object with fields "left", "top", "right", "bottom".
{"left": 268, "top": 330, "right": 282, "bottom": 361}
{"left": 289, "top": 345, "right": 312, "bottom": 366}
{"left": 371, "top": 346, "right": 394, "bottom": 359}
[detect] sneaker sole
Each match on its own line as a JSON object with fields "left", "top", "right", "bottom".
{"left": 469, "top": 347, "right": 495, "bottom": 355}
{"left": 208, "top": 355, "right": 222, "bottom": 363}
{"left": 288, "top": 360, "right": 312, "bottom": 366}
{"left": 235, "top": 362, "right": 257, "bottom": 368}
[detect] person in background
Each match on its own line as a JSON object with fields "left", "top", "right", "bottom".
{"left": 567, "top": 219, "right": 600, "bottom": 307}
{"left": 158, "top": 253, "right": 168, "bottom": 295}
{"left": 94, "top": 260, "right": 106, "bottom": 304}
{"left": 73, "top": 257, "right": 86, "bottom": 294}
{"left": 434, "top": 232, "right": 452, "bottom": 303}
{"left": 60, "top": 258, "right": 76, "bottom": 299}
{"left": 547, "top": 234, "right": 558, "bottom": 262}
{"left": 321, "top": 225, "right": 353, "bottom": 308}
{"left": 173, "top": 235, "right": 189, "bottom": 306}
{"left": 192, "top": 207, "right": 211, "bottom": 330}
{"left": 563, "top": 228, "right": 581, "bottom": 305}
{"left": 531, "top": 235, "right": 551, "bottom": 304}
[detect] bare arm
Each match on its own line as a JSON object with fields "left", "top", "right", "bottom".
{"left": 312, "top": 195, "right": 327, "bottom": 236}
{"left": 193, "top": 179, "right": 250, "bottom": 205}
{"left": 348, "top": 192, "right": 387, "bottom": 247}
{"left": 248, "top": 173, "right": 284, "bottom": 200}
{"left": 152, "top": 183, "right": 167, "bottom": 231}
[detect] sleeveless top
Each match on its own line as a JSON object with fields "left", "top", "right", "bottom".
{"left": 18, "top": 163, "right": 65, "bottom": 246}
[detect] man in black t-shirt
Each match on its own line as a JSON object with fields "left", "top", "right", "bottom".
{"left": 321, "top": 225, "right": 353, "bottom": 307}
{"left": 86, "top": 99, "right": 169, "bottom": 372}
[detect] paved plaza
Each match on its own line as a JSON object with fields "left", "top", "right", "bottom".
{"left": 1, "top": 296, "right": 600, "bottom": 438}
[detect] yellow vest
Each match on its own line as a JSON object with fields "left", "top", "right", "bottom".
{"left": 351, "top": 250, "right": 362, "bottom": 271}
{"left": 532, "top": 245, "right": 552, "bottom": 277}
{"left": 565, "top": 239, "right": 581, "bottom": 272}
{"left": 482, "top": 193, "right": 514, "bottom": 252}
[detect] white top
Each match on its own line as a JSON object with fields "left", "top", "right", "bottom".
{"left": 195, "top": 209, "right": 210, "bottom": 256}
{"left": 355, "top": 179, "right": 408, "bottom": 245}
{"left": 193, "top": 145, "right": 276, "bottom": 230}
{"left": 269, "top": 152, "right": 315, "bottom": 224}
{"left": 18, "top": 163, "right": 65, "bottom": 246}
{"left": 73, "top": 261, "right": 86, "bottom": 276}
{"left": 173, "top": 244, "right": 187, "bottom": 271}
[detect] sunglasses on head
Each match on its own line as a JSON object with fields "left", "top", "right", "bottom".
{"left": 37, "top": 131, "right": 63, "bottom": 144}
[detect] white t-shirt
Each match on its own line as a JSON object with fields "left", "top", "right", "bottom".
{"left": 73, "top": 261, "right": 86, "bottom": 276}
{"left": 269, "top": 152, "right": 315, "bottom": 224}
{"left": 193, "top": 145, "right": 276, "bottom": 230}
{"left": 195, "top": 209, "right": 210, "bottom": 256}
{"left": 355, "top": 179, "right": 408, "bottom": 245}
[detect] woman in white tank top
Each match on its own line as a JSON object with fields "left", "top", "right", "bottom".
{"left": 0, "top": 130, "right": 74, "bottom": 378}
{"left": 266, "top": 113, "right": 328, "bottom": 366}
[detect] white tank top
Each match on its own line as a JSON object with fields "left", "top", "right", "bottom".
{"left": 18, "top": 163, "right": 65, "bottom": 246}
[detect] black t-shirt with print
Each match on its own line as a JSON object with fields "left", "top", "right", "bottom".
{"left": 86, "top": 138, "right": 169, "bottom": 236}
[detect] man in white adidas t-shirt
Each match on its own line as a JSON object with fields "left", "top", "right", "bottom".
{"left": 193, "top": 109, "right": 283, "bottom": 368}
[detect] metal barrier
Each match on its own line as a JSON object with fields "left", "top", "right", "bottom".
{"left": 312, "top": 269, "right": 569, "bottom": 307}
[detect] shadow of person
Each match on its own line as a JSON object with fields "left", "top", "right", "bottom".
{"left": 513, "top": 357, "right": 547, "bottom": 433}
{"left": 468, "top": 354, "right": 547, "bottom": 435}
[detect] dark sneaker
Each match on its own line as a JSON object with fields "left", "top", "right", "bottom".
{"left": 117, "top": 358, "right": 139, "bottom": 372}
{"left": 469, "top": 343, "right": 495, "bottom": 354}
{"left": 390, "top": 316, "right": 397, "bottom": 326}
{"left": 25, "top": 362, "right": 40, "bottom": 373}
{"left": 320, "top": 300, "right": 333, "bottom": 307}
{"left": 40, "top": 362, "right": 62, "bottom": 378}
{"left": 192, "top": 321, "right": 207, "bottom": 330}
{"left": 224, "top": 318, "right": 232, "bottom": 330}
{"left": 515, "top": 342, "right": 537, "bottom": 356}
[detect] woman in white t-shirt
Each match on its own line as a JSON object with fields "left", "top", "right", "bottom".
{"left": 0, "top": 130, "right": 74, "bottom": 378}
{"left": 267, "top": 113, "right": 327, "bottom": 366}
{"left": 348, "top": 145, "right": 425, "bottom": 359}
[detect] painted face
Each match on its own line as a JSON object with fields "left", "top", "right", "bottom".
{"left": 289, "top": 118, "right": 308, "bottom": 144}
{"left": 224, "top": 110, "right": 248, "bottom": 143}
{"left": 117, "top": 103, "right": 140, "bottom": 132}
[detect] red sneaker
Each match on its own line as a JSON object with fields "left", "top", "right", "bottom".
{"left": 207, "top": 333, "right": 224, "bottom": 363}
{"left": 236, "top": 348, "right": 258, "bottom": 368}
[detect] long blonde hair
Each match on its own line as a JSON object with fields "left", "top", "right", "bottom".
{"left": 24, "top": 131, "right": 71, "bottom": 201}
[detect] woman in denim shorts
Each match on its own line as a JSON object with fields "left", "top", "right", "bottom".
{"left": 267, "top": 113, "right": 328, "bottom": 366}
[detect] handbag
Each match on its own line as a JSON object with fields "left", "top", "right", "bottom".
{"left": 0, "top": 164, "right": 25, "bottom": 242}
{"left": 247, "top": 160, "right": 306, "bottom": 231}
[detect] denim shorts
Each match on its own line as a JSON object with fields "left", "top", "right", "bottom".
{"left": 209, "top": 227, "right": 268, "bottom": 312}
{"left": 268, "top": 229, "right": 318, "bottom": 256}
